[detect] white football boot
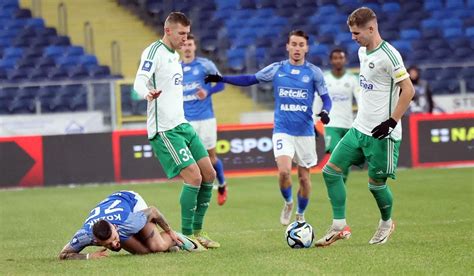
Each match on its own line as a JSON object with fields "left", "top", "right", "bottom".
{"left": 280, "top": 202, "right": 293, "bottom": 226}
{"left": 369, "top": 220, "right": 395, "bottom": 245}
{"left": 314, "top": 225, "right": 352, "bottom": 247}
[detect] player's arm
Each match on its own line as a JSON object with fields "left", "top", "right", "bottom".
{"left": 205, "top": 74, "right": 259, "bottom": 86}
{"left": 391, "top": 77, "right": 415, "bottom": 121}
{"left": 58, "top": 243, "right": 108, "bottom": 260}
{"left": 133, "top": 47, "right": 161, "bottom": 101}
{"left": 203, "top": 59, "right": 226, "bottom": 95}
{"left": 313, "top": 66, "right": 332, "bottom": 124}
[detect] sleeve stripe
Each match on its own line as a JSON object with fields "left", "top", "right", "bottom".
{"left": 381, "top": 45, "right": 399, "bottom": 67}
{"left": 147, "top": 42, "right": 162, "bottom": 60}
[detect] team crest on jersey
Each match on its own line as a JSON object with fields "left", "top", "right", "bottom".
{"left": 142, "top": 61, "right": 153, "bottom": 72}
{"left": 193, "top": 68, "right": 199, "bottom": 75}
{"left": 369, "top": 62, "right": 375, "bottom": 69}
{"left": 344, "top": 82, "right": 350, "bottom": 88}
{"left": 301, "top": 75, "right": 310, "bottom": 83}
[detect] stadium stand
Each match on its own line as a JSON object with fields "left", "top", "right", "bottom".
{"left": 0, "top": 0, "right": 113, "bottom": 114}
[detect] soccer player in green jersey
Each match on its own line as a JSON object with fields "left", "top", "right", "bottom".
{"left": 320, "top": 48, "right": 359, "bottom": 183}
{"left": 133, "top": 12, "right": 219, "bottom": 250}
{"left": 315, "top": 7, "right": 415, "bottom": 247}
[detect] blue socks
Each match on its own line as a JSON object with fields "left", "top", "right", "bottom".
{"left": 213, "top": 158, "right": 226, "bottom": 186}
{"left": 280, "top": 186, "right": 293, "bottom": 203}
{"left": 297, "top": 193, "right": 309, "bottom": 214}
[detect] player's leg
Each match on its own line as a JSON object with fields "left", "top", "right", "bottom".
{"left": 149, "top": 125, "right": 201, "bottom": 237}
{"left": 366, "top": 137, "right": 400, "bottom": 245}
{"left": 273, "top": 133, "right": 296, "bottom": 225}
{"left": 136, "top": 222, "right": 175, "bottom": 252}
{"left": 121, "top": 236, "right": 152, "bottom": 254}
{"left": 209, "top": 148, "right": 227, "bottom": 205}
{"left": 186, "top": 123, "right": 219, "bottom": 248}
{"left": 293, "top": 135, "right": 318, "bottom": 222}
{"left": 316, "top": 128, "right": 364, "bottom": 247}
{"left": 326, "top": 127, "right": 351, "bottom": 183}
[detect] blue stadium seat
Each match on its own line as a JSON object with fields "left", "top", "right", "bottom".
{"left": 35, "top": 27, "right": 57, "bottom": 37}
{"left": 30, "top": 36, "right": 50, "bottom": 48}
{"left": 47, "top": 67, "right": 68, "bottom": 80}
{"left": 468, "top": 0, "right": 474, "bottom": 9}
{"left": 65, "top": 46, "right": 85, "bottom": 56}
{"left": 7, "top": 68, "right": 31, "bottom": 82}
{"left": 28, "top": 68, "right": 49, "bottom": 81}
{"left": 309, "top": 44, "right": 329, "bottom": 57}
{"left": 442, "top": 19, "right": 463, "bottom": 29}
{"left": 0, "top": 0, "right": 19, "bottom": 10}
{"left": 14, "top": 8, "right": 31, "bottom": 18}
{"left": 56, "top": 56, "right": 80, "bottom": 68}
{"left": 36, "top": 56, "right": 56, "bottom": 69}
{"left": 451, "top": 9, "right": 472, "bottom": 19}
{"left": 69, "top": 94, "right": 87, "bottom": 111}
{"left": 3, "top": 47, "right": 23, "bottom": 59}
{"left": 79, "top": 55, "right": 98, "bottom": 67}
{"left": 25, "top": 18, "right": 44, "bottom": 29}
{"left": 446, "top": 0, "right": 464, "bottom": 9}
{"left": 422, "top": 28, "right": 440, "bottom": 40}
{"left": 444, "top": 28, "right": 464, "bottom": 39}
{"left": 44, "top": 46, "right": 66, "bottom": 58}
{"left": 430, "top": 80, "right": 450, "bottom": 94}
{"left": 421, "top": 19, "right": 441, "bottom": 29}
{"left": 453, "top": 48, "right": 473, "bottom": 61}
{"left": 88, "top": 65, "right": 110, "bottom": 78}
{"left": 8, "top": 98, "right": 35, "bottom": 114}
{"left": 466, "top": 27, "right": 474, "bottom": 39}
{"left": 17, "top": 86, "right": 40, "bottom": 99}
{"left": 459, "top": 67, "right": 474, "bottom": 79}
{"left": 67, "top": 66, "right": 89, "bottom": 79}
{"left": 382, "top": 2, "right": 400, "bottom": 13}
{"left": 424, "top": 0, "right": 443, "bottom": 11}
{"left": 399, "top": 19, "right": 419, "bottom": 30}
{"left": 467, "top": 80, "right": 474, "bottom": 92}
{"left": 49, "top": 35, "right": 70, "bottom": 46}
{"left": 400, "top": 29, "right": 421, "bottom": 40}
{"left": 16, "top": 57, "right": 38, "bottom": 69}
{"left": 391, "top": 40, "right": 412, "bottom": 53}
{"left": 0, "top": 58, "right": 18, "bottom": 69}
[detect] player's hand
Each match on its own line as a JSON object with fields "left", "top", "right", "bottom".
{"left": 204, "top": 73, "right": 223, "bottom": 83}
{"left": 167, "top": 230, "right": 183, "bottom": 246}
{"left": 318, "top": 110, "right": 330, "bottom": 125}
{"left": 371, "top": 118, "right": 397, "bottom": 139}
{"left": 145, "top": 89, "right": 162, "bottom": 102}
{"left": 195, "top": 88, "right": 208, "bottom": 100}
{"left": 90, "top": 248, "right": 108, "bottom": 259}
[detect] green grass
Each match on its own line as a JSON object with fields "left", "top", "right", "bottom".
{"left": 1, "top": 167, "right": 473, "bottom": 275}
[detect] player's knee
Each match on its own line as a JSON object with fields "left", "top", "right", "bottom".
{"left": 322, "top": 163, "right": 342, "bottom": 180}
{"left": 369, "top": 177, "right": 387, "bottom": 185}
{"left": 202, "top": 167, "right": 216, "bottom": 183}
{"left": 279, "top": 170, "right": 291, "bottom": 181}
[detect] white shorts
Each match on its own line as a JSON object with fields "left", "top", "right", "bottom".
{"left": 272, "top": 133, "right": 318, "bottom": 168}
{"left": 129, "top": 191, "right": 148, "bottom": 212}
{"left": 189, "top": 118, "right": 217, "bottom": 150}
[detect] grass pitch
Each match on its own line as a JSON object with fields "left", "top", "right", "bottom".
{"left": 1, "top": 167, "right": 473, "bottom": 275}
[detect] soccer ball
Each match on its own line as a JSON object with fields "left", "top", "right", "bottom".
{"left": 285, "top": 221, "right": 314, "bottom": 248}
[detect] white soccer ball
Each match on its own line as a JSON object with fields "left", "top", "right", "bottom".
{"left": 285, "top": 221, "right": 314, "bottom": 248}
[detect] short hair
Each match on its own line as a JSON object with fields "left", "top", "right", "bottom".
{"left": 92, "top": 220, "right": 112, "bottom": 241}
{"left": 330, "top": 48, "right": 346, "bottom": 59}
{"left": 165, "top": 12, "right": 191, "bottom": 27}
{"left": 287, "top": 30, "right": 309, "bottom": 43}
{"left": 347, "top": 7, "right": 377, "bottom": 27}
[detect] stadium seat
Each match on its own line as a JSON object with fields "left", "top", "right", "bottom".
{"left": 468, "top": 0, "right": 474, "bottom": 9}
{"left": 400, "top": 29, "right": 421, "bottom": 40}
{"left": 430, "top": 80, "right": 450, "bottom": 94}
{"left": 7, "top": 68, "right": 30, "bottom": 82}
{"left": 382, "top": 2, "right": 400, "bottom": 13}
{"left": 44, "top": 46, "right": 66, "bottom": 58}
{"left": 65, "top": 46, "right": 85, "bottom": 56}
{"left": 25, "top": 18, "right": 44, "bottom": 29}
{"left": 442, "top": 19, "right": 463, "bottom": 29}
{"left": 446, "top": 0, "right": 464, "bottom": 9}
{"left": 14, "top": 8, "right": 31, "bottom": 18}
{"left": 30, "top": 36, "right": 50, "bottom": 48}
{"left": 467, "top": 80, "right": 474, "bottom": 92}
{"left": 28, "top": 68, "right": 49, "bottom": 81}
{"left": 56, "top": 56, "right": 80, "bottom": 68}
{"left": 443, "top": 28, "right": 464, "bottom": 39}
{"left": 3, "top": 47, "right": 23, "bottom": 59}
{"left": 88, "top": 65, "right": 110, "bottom": 78}
{"left": 67, "top": 66, "right": 89, "bottom": 79}
{"left": 36, "top": 56, "right": 56, "bottom": 69}
{"left": 8, "top": 98, "right": 36, "bottom": 114}
{"left": 47, "top": 67, "right": 68, "bottom": 80}
{"left": 16, "top": 57, "right": 38, "bottom": 69}
{"left": 49, "top": 35, "right": 71, "bottom": 46}
{"left": 466, "top": 27, "right": 474, "bottom": 39}
{"left": 391, "top": 40, "right": 412, "bottom": 53}
{"left": 421, "top": 19, "right": 441, "bottom": 29}
{"left": 424, "top": 0, "right": 443, "bottom": 11}
{"left": 459, "top": 67, "right": 474, "bottom": 79}
{"left": 0, "top": 58, "right": 17, "bottom": 70}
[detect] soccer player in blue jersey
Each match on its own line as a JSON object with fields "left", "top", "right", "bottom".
{"left": 206, "top": 30, "right": 332, "bottom": 225}
{"left": 180, "top": 34, "right": 228, "bottom": 206}
{"left": 59, "top": 191, "right": 204, "bottom": 260}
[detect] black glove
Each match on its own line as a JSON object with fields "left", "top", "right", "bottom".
{"left": 204, "top": 73, "right": 223, "bottom": 84}
{"left": 318, "top": 110, "right": 330, "bottom": 125}
{"left": 371, "top": 118, "right": 397, "bottom": 139}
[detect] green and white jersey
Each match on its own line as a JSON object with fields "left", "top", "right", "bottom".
{"left": 323, "top": 71, "right": 359, "bottom": 129}
{"left": 354, "top": 41, "right": 409, "bottom": 140}
{"left": 134, "top": 39, "right": 186, "bottom": 138}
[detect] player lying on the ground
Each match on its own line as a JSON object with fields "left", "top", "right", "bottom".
{"left": 59, "top": 191, "right": 200, "bottom": 260}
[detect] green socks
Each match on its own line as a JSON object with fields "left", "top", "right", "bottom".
{"left": 369, "top": 183, "right": 393, "bottom": 221}
{"left": 322, "top": 165, "right": 346, "bottom": 219}
{"left": 193, "top": 182, "right": 213, "bottom": 233}
{"left": 180, "top": 184, "right": 199, "bottom": 235}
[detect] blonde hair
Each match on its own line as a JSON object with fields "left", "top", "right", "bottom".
{"left": 347, "top": 7, "right": 377, "bottom": 27}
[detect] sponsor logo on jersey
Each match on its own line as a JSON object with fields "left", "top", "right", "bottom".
{"left": 183, "top": 66, "right": 191, "bottom": 72}
{"left": 183, "top": 81, "right": 200, "bottom": 91}
{"left": 331, "top": 93, "right": 350, "bottom": 102}
{"left": 280, "top": 104, "right": 308, "bottom": 112}
{"left": 278, "top": 87, "right": 308, "bottom": 99}
{"left": 359, "top": 75, "right": 374, "bottom": 90}
{"left": 142, "top": 60, "right": 153, "bottom": 72}
{"left": 172, "top": 73, "right": 183, "bottom": 86}
{"left": 183, "top": 94, "right": 199, "bottom": 101}
{"left": 291, "top": 69, "right": 300, "bottom": 74}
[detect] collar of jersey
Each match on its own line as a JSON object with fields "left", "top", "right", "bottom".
{"left": 366, "top": 40, "right": 385, "bottom": 55}
{"left": 159, "top": 39, "right": 175, "bottom": 54}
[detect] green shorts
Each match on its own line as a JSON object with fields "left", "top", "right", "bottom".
{"left": 149, "top": 123, "right": 208, "bottom": 179}
{"left": 329, "top": 128, "right": 401, "bottom": 180}
{"left": 324, "top": 127, "right": 350, "bottom": 153}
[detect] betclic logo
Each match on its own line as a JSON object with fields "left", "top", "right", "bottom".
{"left": 431, "top": 127, "right": 474, "bottom": 143}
